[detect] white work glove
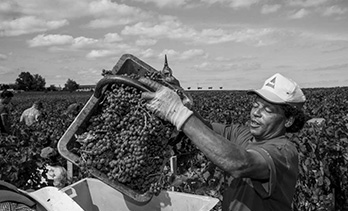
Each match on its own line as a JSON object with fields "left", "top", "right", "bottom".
{"left": 139, "top": 77, "right": 193, "bottom": 131}
{"left": 162, "top": 75, "right": 194, "bottom": 110}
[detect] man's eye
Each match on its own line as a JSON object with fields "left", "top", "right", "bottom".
{"left": 265, "top": 107, "right": 273, "bottom": 113}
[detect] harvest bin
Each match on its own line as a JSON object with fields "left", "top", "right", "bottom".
{"left": 57, "top": 54, "right": 199, "bottom": 203}
{"left": 58, "top": 54, "right": 162, "bottom": 202}
{"left": 61, "top": 178, "right": 219, "bottom": 211}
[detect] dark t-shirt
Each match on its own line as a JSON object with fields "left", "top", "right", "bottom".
{"left": 212, "top": 123, "right": 299, "bottom": 211}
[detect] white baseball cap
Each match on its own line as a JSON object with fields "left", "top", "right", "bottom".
{"left": 248, "top": 73, "right": 306, "bottom": 108}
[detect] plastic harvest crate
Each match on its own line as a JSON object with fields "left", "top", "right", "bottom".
{"left": 57, "top": 54, "right": 164, "bottom": 203}
{"left": 61, "top": 178, "right": 219, "bottom": 211}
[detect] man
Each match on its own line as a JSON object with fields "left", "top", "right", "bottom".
{"left": 0, "top": 90, "right": 14, "bottom": 134}
{"left": 139, "top": 73, "right": 306, "bottom": 211}
{"left": 20, "top": 101, "right": 44, "bottom": 126}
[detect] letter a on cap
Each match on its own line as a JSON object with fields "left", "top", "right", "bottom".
{"left": 265, "top": 76, "right": 276, "bottom": 89}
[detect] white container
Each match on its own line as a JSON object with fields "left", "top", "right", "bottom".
{"left": 27, "top": 186, "right": 84, "bottom": 211}
{"left": 61, "top": 178, "right": 219, "bottom": 211}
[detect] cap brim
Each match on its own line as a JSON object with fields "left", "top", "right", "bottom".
{"left": 247, "top": 89, "right": 286, "bottom": 104}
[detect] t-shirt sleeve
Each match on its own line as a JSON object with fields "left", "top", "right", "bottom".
{"left": 247, "top": 140, "right": 299, "bottom": 199}
{"left": 211, "top": 122, "right": 252, "bottom": 146}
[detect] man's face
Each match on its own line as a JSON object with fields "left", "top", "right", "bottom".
{"left": 249, "top": 96, "right": 287, "bottom": 141}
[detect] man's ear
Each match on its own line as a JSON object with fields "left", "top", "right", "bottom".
{"left": 285, "top": 116, "right": 295, "bottom": 128}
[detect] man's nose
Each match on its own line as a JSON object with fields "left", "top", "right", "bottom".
{"left": 252, "top": 107, "right": 261, "bottom": 117}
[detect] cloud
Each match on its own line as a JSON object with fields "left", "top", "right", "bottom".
{"left": 87, "top": 18, "right": 134, "bottom": 28}
{"left": 72, "top": 37, "right": 98, "bottom": 48}
{"left": 0, "top": 54, "right": 8, "bottom": 60}
{"left": 159, "top": 49, "right": 207, "bottom": 61}
{"left": 200, "top": 0, "right": 262, "bottom": 9}
{"left": 287, "top": 0, "right": 329, "bottom": 8}
{"left": 104, "top": 33, "right": 123, "bottom": 43}
{"left": 122, "top": 17, "right": 197, "bottom": 40}
{"left": 77, "top": 67, "right": 99, "bottom": 76}
{"left": 122, "top": 18, "right": 276, "bottom": 46}
{"left": 28, "top": 34, "right": 100, "bottom": 49}
{"left": 198, "top": 28, "right": 276, "bottom": 46}
{"left": 288, "top": 8, "right": 310, "bottom": 19}
{"left": 2, "top": 0, "right": 92, "bottom": 19}
{"left": 86, "top": 42, "right": 138, "bottom": 59}
{"left": 298, "top": 30, "right": 348, "bottom": 43}
{"left": 27, "top": 33, "right": 144, "bottom": 57}
{"left": 261, "top": 4, "right": 281, "bottom": 14}
{"left": 89, "top": 0, "right": 142, "bottom": 16}
{"left": 86, "top": 0, "right": 152, "bottom": 28}
{"left": 180, "top": 49, "right": 208, "bottom": 60}
{"left": 0, "top": 65, "right": 12, "bottom": 75}
{"left": 139, "top": 48, "right": 156, "bottom": 58}
{"left": 0, "top": 1, "right": 21, "bottom": 18}
{"left": 128, "top": 0, "right": 188, "bottom": 8}
{"left": 86, "top": 49, "right": 115, "bottom": 59}
{"left": 193, "top": 60, "right": 261, "bottom": 72}
{"left": 1, "top": 0, "right": 151, "bottom": 30}
{"left": 0, "top": 16, "right": 68, "bottom": 37}
{"left": 28, "top": 34, "right": 73, "bottom": 47}
{"left": 158, "top": 49, "right": 179, "bottom": 59}
{"left": 309, "top": 63, "right": 348, "bottom": 72}
{"left": 228, "top": 0, "right": 261, "bottom": 9}
{"left": 322, "top": 5, "right": 347, "bottom": 16}
{"left": 215, "top": 55, "right": 257, "bottom": 62}
{"left": 135, "top": 38, "right": 157, "bottom": 46}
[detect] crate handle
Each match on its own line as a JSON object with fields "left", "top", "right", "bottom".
{"left": 62, "top": 187, "right": 77, "bottom": 199}
{"left": 93, "top": 75, "right": 152, "bottom": 98}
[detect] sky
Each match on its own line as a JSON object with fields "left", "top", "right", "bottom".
{"left": 0, "top": 0, "right": 348, "bottom": 90}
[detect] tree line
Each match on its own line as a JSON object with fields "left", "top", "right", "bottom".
{"left": 0, "top": 72, "right": 80, "bottom": 92}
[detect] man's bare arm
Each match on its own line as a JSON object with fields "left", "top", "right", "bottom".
{"left": 182, "top": 115, "right": 269, "bottom": 180}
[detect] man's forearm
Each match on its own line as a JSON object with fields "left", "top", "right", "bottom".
{"left": 182, "top": 115, "right": 250, "bottom": 177}
{"left": 191, "top": 110, "right": 212, "bottom": 129}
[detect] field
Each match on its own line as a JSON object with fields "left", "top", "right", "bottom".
{"left": 1, "top": 86, "right": 348, "bottom": 211}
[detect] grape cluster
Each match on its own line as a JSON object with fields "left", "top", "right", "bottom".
{"left": 76, "top": 79, "right": 175, "bottom": 195}
{"left": 143, "top": 71, "right": 164, "bottom": 81}
{"left": 126, "top": 71, "right": 164, "bottom": 83}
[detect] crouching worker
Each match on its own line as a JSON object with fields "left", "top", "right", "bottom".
{"left": 139, "top": 73, "right": 307, "bottom": 211}
{"left": 62, "top": 102, "right": 84, "bottom": 117}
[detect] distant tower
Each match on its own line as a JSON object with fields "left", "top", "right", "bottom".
{"left": 161, "top": 54, "right": 173, "bottom": 77}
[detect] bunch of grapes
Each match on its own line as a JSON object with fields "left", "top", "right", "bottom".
{"left": 76, "top": 80, "right": 176, "bottom": 195}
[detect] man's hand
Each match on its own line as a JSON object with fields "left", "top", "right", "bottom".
{"left": 139, "top": 77, "right": 193, "bottom": 131}
{"left": 161, "top": 75, "right": 194, "bottom": 109}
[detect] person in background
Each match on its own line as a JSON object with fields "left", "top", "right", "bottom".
{"left": 139, "top": 73, "right": 307, "bottom": 211}
{"left": 20, "top": 101, "right": 44, "bottom": 126}
{"left": 0, "top": 90, "right": 14, "bottom": 135}
{"left": 63, "top": 102, "right": 84, "bottom": 117}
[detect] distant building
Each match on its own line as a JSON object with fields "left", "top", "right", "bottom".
{"left": 77, "top": 85, "right": 95, "bottom": 92}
